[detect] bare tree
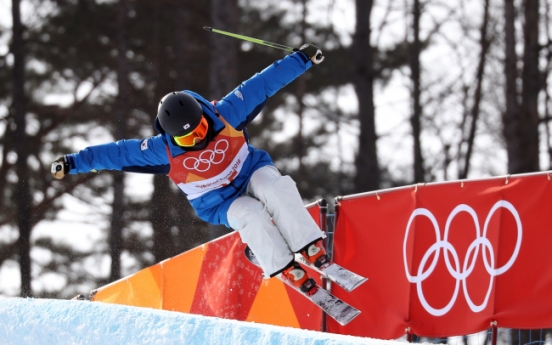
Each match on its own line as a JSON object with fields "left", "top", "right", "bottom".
{"left": 503, "top": 0, "right": 522, "bottom": 174}
{"left": 504, "top": 0, "right": 541, "bottom": 174}
{"left": 292, "top": 0, "right": 309, "bottom": 190}
{"left": 458, "top": 0, "right": 492, "bottom": 178}
{"left": 109, "top": 0, "right": 130, "bottom": 282}
{"left": 12, "top": 0, "right": 32, "bottom": 297}
{"left": 207, "top": 0, "right": 239, "bottom": 240}
{"left": 147, "top": 0, "right": 212, "bottom": 262}
{"left": 544, "top": 0, "right": 552, "bottom": 168}
{"left": 353, "top": 0, "right": 380, "bottom": 192}
{"left": 149, "top": 0, "right": 175, "bottom": 263}
{"left": 505, "top": 0, "right": 543, "bottom": 341}
{"left": 210, "top": 0, "right": 238, "bottom": 98}
{"left": 410, "top": 0, "right": 425, "bottom": 183}
{"left": 519, "top": 0, "right": 541, "bottom": 172}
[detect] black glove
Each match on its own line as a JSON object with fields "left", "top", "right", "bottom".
{"left": 299, "top": 43, "right": 324, "bottom": 64}
{"left": 51, "top": 156, "right": 70, "bottom": 179}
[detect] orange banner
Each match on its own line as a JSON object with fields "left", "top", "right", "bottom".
{"left": 329, "top": 173, "right": 552, "bottom": 339}
{"left": 92, "top": 203, "right": 324, "bottom": 331}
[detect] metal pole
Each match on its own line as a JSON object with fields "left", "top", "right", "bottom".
{"left": 318, "top": 199, "right": 328, "bottom": 332}
{"left": 490, "top": 321, "right": 498, "bottom": 345}
{"left": 406, "top": 327, "right": 413, "bottom": 342}
{"left": 318, "top": 198, "right": 328, "bottom": 232}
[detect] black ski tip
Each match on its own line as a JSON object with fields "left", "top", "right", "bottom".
{"left": 203, "top": 26, "right": 213, "bottom": 32}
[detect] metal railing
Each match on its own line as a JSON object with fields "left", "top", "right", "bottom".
{"left": 405, "top": 329, "right": 552, "bottom": 345}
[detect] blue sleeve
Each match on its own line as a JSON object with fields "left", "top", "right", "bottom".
{"left": 215, "top": 51, "right": 312, "bottom": 129}
{"left": 67, "top": 135, "right": 170, "bottom": 175}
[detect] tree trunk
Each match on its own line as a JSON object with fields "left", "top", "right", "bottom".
{"left": 109, "top": 0, "right": 130, "bottom": 282}
{"left": 509, "top": 0, "right": 541, "bottom": 340}
{"left": 410, "top": 0, "right": 425, "bottom": 183}
{"left": 207, "top": 0, "right": 238, "bottom": 240}
{"left": 503, "top": 0, "right": 522, "bottom": 173}
{"left": 544, "top": 0, "right": 552, "bottom": 169}
{"left": 459, "top": 0, "right": 491, "bottom": 179}
{"left": 294, "top": 0, "right": 308, "bottom": 191}
{"left": 151, "top": 175, "right": 175, "bottom": 263}
{"left": 353, "top": 0, "right": 379, "bottom": 192}
{"left": 12, "top": 0, "right": 32, "bottom": 297}
{"left": 150, "top": 0, "right": 175, "bottom": 263}
{"left": 519, "top": 0, "right": 541, "bottom": 173}
{"left": 504, "top": 0, "right": 541, "bottom": 174}
{"left": 209, "top": 0, "right": 238, "bottom": 98}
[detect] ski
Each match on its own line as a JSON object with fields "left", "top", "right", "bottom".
{"left": 295, "top": 254, "right": 368, "bottom": 293}
{"left": 244, "top": 246, "right": 361, "bottom": 326}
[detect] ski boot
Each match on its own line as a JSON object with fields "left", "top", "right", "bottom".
{"left": 281, "top": 262, "right": 318, "bottom": 295}
{"left": 300, "top": 239, "right": 330, "bottom": 268}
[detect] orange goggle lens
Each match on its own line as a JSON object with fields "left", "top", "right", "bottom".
{"left": 173, "top": 117, "right": 209, "bottom": 147}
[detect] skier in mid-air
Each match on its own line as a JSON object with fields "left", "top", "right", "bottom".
{"left": 51, "top": 44, "right": 328, "bottom": 293}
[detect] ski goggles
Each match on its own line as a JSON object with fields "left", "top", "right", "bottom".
{"left": 173, "top": 116, "right": 209, "bottom": 147}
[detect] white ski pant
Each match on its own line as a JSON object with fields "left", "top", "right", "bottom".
{"left": 227, "top": 166, "right": 324, "bottom": 277}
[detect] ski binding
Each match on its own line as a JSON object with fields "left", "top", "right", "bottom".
{"left": 295, "top": 254, "right": 368, "bottom": 292}
{"left": 244, "top": 246, "right": 361, "bottom": 326}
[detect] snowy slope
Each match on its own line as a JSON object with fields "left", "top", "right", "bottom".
{"left": 0, "top": 297, "right": 395, "bottom": 345}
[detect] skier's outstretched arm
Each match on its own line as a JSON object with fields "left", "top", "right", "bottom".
{"left": 215, "top": 44, "right": 324, "bottom": 130}
{"left": 51, "top": 135, "right": 170, "bottom": 179}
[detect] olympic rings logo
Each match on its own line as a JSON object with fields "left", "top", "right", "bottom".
{"left": 403, "top": 201, "right": 522, "bottom": 316}
{"left": 183, "top": 139, "right": 229, "bottom": 172}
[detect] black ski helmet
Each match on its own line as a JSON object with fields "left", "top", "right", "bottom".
{"left": 156, "top": 91, "right": 203, "bottom": 136}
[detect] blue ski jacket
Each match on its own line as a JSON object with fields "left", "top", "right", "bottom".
{"left": 66, "top": 51, "right": 313, "bottom": 227}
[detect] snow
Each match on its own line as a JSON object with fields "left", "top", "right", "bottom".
{"left": 0, "top": 297, "right": 394, "bottom": 345}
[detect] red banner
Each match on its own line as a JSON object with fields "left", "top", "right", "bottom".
{"left": 329, "top": 173, "right": 552, "bottom": 339}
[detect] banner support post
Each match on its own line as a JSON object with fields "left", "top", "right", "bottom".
{"left": 490, "top": 321, "right": 497, "bottom": 345}
{"left": 318, "top": 198, "right": 328, "bottom": 333}
{"left": 405, "top": 327, "right": 412, "bottom": 342}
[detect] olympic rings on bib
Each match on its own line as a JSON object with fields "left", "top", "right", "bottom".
{"left": 183, "top": 139, "right": 229, "bottom": 172}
